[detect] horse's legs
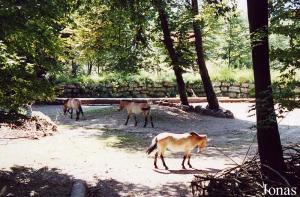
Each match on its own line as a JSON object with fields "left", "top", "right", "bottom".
{"left": 154, "top": 152, "right": 158, "bottom": 169}
{"left": 80, "top": 107, "right": 84, "bottom": 118}
{"left": 187, "top": 154, "right": 192, "bottom": 168}
{"left": 70, "top": 109, "right": 73, "bottom": 119}
{"left": 160, "top": 154, "right": 168, "bottom": 170}
{"left": 134, "top": 115, "right": 138, "bottom": 127}
{"left": 150, "top": 115, "right": 154, "bottom": 128}
{"left": 143, "top": 114, "right": 148, "bottom": 127}
{"left": 182, "top": 155, "right": 187, "bottom": 169}
{"left": 76, "top": 110, "right": 80, "bottom": 121}
{"left": 125, "top": 114, "right": 130, "bottom": 125}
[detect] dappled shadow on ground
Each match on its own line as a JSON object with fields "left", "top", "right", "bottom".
{"left": 57, "top": 105, "right": 258, "bottom": 156}
{"left": 32, "top": 104, "right": 300, "bottom": 159}
{"left": 0, "top": 166, "right": 74, "bottom": 197}
{"left": 2, "top": 104, "right": 298, "bottom": 197}
{"left": 88, "top": 178, "right": 191, "bottom": 197}
{"left": 92, "top": 129, "right": 150, "bottom": 152}
{"left": 153, "top": 168, "right": 220, "bottom": 174}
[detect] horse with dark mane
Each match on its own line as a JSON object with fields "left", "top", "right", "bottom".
{"left": 119, "top": 100, "right": 154, "bottom": 128}
{"left": 146, "top": 132, "right": 207, "bottom": 170}
{"left": 63, "top": 98, "right": 84, "bottom": 121}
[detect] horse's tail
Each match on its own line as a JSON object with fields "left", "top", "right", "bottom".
{"left": 146, "top": 137, "right": 157, "bottom": 155}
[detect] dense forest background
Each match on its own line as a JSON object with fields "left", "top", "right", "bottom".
{"left": 0, "top": 0, "right": 299, "bottom": 191}
{"left": 0, "top": 0, "right": 299, "bottom": 112}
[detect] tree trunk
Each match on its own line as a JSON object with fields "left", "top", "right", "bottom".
{"left": 191, "top": 0, "right": 219, "bottom": 109}
{"left": 228, "top": 21, "right": 232, "bottom": 68}
{"left": 87, "top": 61, "right": 93, "bottom": 75}
{"left": 71, "top": 60, "right": 78, "bottom": 77}
{"left": 247, "top": 0, "right": 285, "bottom": 177}
{"left": 153, "top": 0, "right": 189, "bottom": 105}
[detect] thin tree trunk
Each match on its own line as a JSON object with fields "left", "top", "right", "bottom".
{"left": 191, "top": 0, "right": 219, "bottom": 109}
{"left": 153, "top": 0, "right": 189, "bottom": 105}
{"left": 228, "top": 21, "right": 232, "bottom": 67}
{"left": 247, "top": 0, "right": 284, "bottom": 177}
{"left": 71, "top": 60, "right": 78, "bottom": 77}
{"left": 87, "top": 60, "right": 94, "bottom": 75}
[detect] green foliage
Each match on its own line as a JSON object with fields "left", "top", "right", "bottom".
{"left": 56, "top": 0, "right": 254, "bottom": 87}
{"left": 220, "top": 14, "right": 251, "bottom": 68}
{"left": 270, "top": 0, "right": 300, "bottom": 110}
{"left": 273, "top": 80, "right": 300, "bottom": 111}
{"left": 198, "top": 2, "right": 251, "bottom": 69}
{"left": 167, "top": 1, "right": 195, "bottom": 69}
{"left": 1, "top": 0, "right": 299, "bottom": 117}
{"left": 0, "top": 0, "right": 74, "bottom": 116}
{"left": 55, "top": 65, "right": 259, "bottom": 85}
{"left": 0, "top": 42, "right": 55, "bottom": 114}
{"left": 98, "top": 72, "right": 140, "bottom": 85}
{"left": 209, "top": 65, "right": 254, "bottom": 83}
{"left": 65, "top": 0, "right": 155, "bottom": 75}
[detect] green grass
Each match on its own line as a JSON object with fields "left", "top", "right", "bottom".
{"left": 209, "top": 66, "right": 254, "bottom": 83}
{"left": 56, "top": 65, "right": 299, "bottom": 86}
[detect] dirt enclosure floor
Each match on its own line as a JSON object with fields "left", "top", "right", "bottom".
{"left": 0, "top": 103, "right": 299, "bottom": 196}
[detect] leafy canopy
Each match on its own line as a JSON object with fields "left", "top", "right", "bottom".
{"left": 0, "top": 0, "right": 74, "bottom": 115}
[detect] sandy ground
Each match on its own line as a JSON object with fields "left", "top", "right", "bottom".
{"left": 0, "top": 103, "right": 299, "bottom": 196}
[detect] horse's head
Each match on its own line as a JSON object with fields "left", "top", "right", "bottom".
{"left": 63, "top": 99, "right": 69, "bottom": 115}
{"left": 118, "top": 100, "right": 129, "bottom": 111}
{"left": 197, "top": 135, "right": 208, "bottom": 153}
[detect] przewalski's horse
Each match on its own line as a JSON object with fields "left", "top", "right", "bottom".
{"left": 63, "top": 98, "right": 84, "bottom": 121}
{"left": 146, "top": 132, "right": 207, "bottom": 170}
{"left": 119, "top": 100, "right": 154, "bottom": 128}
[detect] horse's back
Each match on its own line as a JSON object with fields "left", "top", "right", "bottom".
{"left": 156, "top": 132, "right": 194, "bottom": 152}
{"left": 67, "top": 98, "right": 81, "bottom": 109}
{"left": 156, "top": 132, "right": 190, "bottom": 140}
{"left": 127, "top": 102, "right": 150, "bottom": 114}
{"left": 130, "top": 104, "right": 143, "bottom": 114}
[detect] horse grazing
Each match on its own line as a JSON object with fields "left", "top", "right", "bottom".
{"left": 146, "top": 132, "right": 207, "bottom": 170}
{"left": 119, "top": 100, "right": 154, "bottom": 128}
{"left": 63, "top": 98, "right": 84, "bottom": 121}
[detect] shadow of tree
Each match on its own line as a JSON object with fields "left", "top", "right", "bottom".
{"left": 88, "top": 178, "right": 192, "bottom": 197}
{"left": 153, "top": 168, "right": 220, "bottom": 174}
{"left": 92, "top": 129, "right": 152, "bottom": 152}
{"left": 33, "top": 104, "right": 300, "bottom": 159}
{"left": 0, "top": 166, "right": 74, "bottom": 197}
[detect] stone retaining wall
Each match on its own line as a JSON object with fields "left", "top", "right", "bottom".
{"left": 56, "top": 81, "right": 255, "bottom": 98}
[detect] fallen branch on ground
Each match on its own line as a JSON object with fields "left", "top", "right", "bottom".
{"left": 191, "top": 144, "right": 300, "bottom": 196}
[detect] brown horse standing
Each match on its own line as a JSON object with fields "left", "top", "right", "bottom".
{"left": 63, "top": 98, "right": 84, "bottom": 121}
{"left": 119, "top": 100, "right": 154, "bottom": 127}
{"left": 146, "top": 132, "right": 207, "bottom": 170}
